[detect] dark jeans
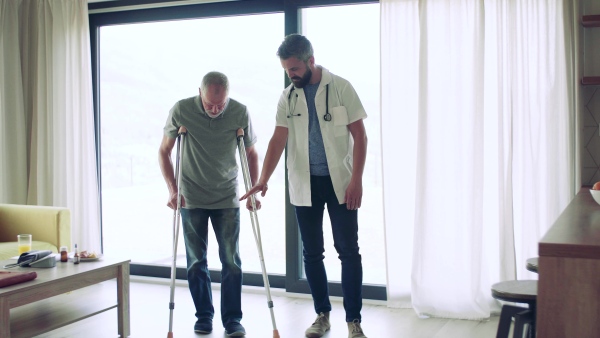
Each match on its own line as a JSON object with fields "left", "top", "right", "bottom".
{"left": 180, "top": 207, "right": 242, "bottom": 326}
{"left": 295, "top": 175, "right": 363, "bottom": 322}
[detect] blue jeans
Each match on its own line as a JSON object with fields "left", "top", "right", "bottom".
{"left": 295, "top": 175, "right": 363, "bottom": 322}
{"left": 180, "top": 207, "right": 242, "bottom": 326}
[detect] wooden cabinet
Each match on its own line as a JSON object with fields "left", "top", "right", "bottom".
{"left": 537, "top": 188, "right": 600, "bottom": 337}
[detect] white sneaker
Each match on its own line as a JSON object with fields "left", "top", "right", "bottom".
{"left": 305, "top": 312, "right": 331, "bottom": 338}
{"left": 348, "top": 319, "right": 367, "bottom": 338}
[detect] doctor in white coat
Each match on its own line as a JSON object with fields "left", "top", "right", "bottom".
{"left": 240, "top": 34, "right": 368, "bottom": 338}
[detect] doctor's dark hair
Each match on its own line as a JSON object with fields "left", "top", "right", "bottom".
{"left": 277, "top": 34, "right": 314, "bottom": 62}
{"left": 201, "top": 71, "right": 229, "bottom": 94}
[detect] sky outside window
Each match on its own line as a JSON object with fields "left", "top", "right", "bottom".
{"left": 100, "top": 13, "right": 286, "bottom": 274}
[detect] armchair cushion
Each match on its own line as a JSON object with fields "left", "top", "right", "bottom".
{"left": 0, "top": 204, "right": 71, "bottom": 260}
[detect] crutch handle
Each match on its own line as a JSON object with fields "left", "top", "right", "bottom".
{"left": 237, "top": 128, "right": 244, "bottom": 139}
{"left": 178, "top": 126, "right": 188, "bottom": 135}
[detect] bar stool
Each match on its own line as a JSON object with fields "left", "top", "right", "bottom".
{"left": 491, "top": 280, "right": 537, "bottom": 338}
{"left": 526, "top": 258, "right": 538, "bottom": 273}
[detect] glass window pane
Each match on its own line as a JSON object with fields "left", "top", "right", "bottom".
{"left": 301, "top": 4, "right": 385, "bottom": 285}
{"left": 100, "top": 13, "right": 286, "bottom": 275}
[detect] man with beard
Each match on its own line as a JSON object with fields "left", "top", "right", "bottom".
{"left": 240, "top": 34, "right": 368, "bottom": 338}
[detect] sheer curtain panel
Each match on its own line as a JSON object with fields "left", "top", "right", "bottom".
{"left": 0, "top": 0, "right": 100, "bottom": 252}
{"left": 381, "top": 0, "right": 578, "bottom": 319}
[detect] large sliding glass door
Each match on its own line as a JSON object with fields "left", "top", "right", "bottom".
{"left": 90, "top": 0, "right": 384, "bottom": 300}
{"left": 99, "top": 13, "right": 286, "bottom": 275}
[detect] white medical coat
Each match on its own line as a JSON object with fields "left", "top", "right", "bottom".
{"left": 275, "top": 67, "right": 367, "bottom": 206}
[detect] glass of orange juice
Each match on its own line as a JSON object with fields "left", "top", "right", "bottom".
{"left": 17, "top": 234, "right": 32, "bottom": 254}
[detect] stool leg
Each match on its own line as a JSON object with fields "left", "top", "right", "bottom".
{"left": 529, "top": 304, "right": 536, "bottom": 338}
{"left": 529, "top": 323, "right": 536, "bottom": 338}
{"left": 525, "top": 320, "right": 536, "bottom": 338}
{"left": 496, "top": 305, "right": 527, "bottom": 338}
{"left": 513, "top": 309, "right": 533, "bottom": 338}
{"left": 526, "top": 324, "right": 534, "bottom": 338}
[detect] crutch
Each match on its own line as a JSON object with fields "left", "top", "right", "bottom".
{"left": 236, "top": 128, "right": 281, "bottom": 338}
{"left": 167, "top": 126, "right": 187, "bottom": 338}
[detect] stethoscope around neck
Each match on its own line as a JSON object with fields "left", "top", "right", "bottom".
{"left": 287, "top": 84, "right": 332, "bottom": 122}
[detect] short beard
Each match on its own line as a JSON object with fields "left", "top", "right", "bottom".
{"left": 291, "top": 67, "right": 312, "bottom": 88}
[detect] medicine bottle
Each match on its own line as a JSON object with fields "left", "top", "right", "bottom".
{"left": 60, "top": 246, "right": 68, "bottom": 262}
{"left": 73, "top": 243, "right": 80, "bottom": 264}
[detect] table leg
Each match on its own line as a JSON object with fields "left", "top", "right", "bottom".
{"left": 0, "top": 297, "right": 9, "bottom": 338}
{"left": 117, "top": 262, "right": 131, "bottom": 337}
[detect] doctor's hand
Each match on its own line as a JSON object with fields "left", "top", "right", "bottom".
{"left": 344, "top": 180, "right": 363, "bottom": 210}
{"left": 167, "top": 191, "right": 186, "bottom": 210}
{"left": 245, "top": 196, "right": 262, "bottom": 211}
{"left": 240, "top": 182, "right": 269, "bottom": 202}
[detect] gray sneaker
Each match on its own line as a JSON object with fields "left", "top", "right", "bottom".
{"left": 305, "top": 312, "right": 331, "bottom": 338}
{"left": 348, "top": 319, "right": 367, "bottom": 338}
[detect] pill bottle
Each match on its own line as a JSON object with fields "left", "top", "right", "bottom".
{"left": 73, "top": 243, "right": 80, "bottom": 264}
{"left": 60, "top": 246, "right": 68, "bottom": 262}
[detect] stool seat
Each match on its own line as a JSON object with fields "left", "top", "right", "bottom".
{"left": 492, "top": 280, "right": 537, "bottom": 303}
{"left": 526, "top": 258, "right": 539, "bottom": 273}
{"left": 492, "top": 280, "right": 537, "bottom": 338}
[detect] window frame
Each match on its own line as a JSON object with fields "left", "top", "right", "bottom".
{"left": 89, "top": 0, "right": 385, "bottom": 301}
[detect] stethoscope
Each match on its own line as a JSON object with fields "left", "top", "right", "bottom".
{"left": 287, "top": 84, "right": 331, "bottom": 122}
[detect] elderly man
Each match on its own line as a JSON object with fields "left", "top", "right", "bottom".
{"left": 159, "top": 71, "right": 259, "bottom": 337}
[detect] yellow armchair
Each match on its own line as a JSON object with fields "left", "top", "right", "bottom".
{"left": 0, "top": 204, "right": 71, "bottom": 260}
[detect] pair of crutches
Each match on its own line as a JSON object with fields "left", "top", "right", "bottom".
{"left": 166, "top": 127, "right": 280, "bottom": 338}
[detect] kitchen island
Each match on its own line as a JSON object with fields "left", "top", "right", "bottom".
{"left": 537, "top": 187, "right": 600, "bottom": 337}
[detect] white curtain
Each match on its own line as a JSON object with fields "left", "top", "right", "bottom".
{"left": 0, "top": 0, "right": 100, "bottom": 252}
{"left": 381, "top": 0, "right": 579, "bottom": 319}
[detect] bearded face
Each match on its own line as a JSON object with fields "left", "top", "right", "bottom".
{"left": 290, "top": 66, "right": 312, "bottom": 88}
{"left": 281, "top": 57, "right": 314, "bottom": 89}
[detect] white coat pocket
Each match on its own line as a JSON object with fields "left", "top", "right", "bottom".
{"left": 332, "top": 106, "right": 349, "bottom": 136}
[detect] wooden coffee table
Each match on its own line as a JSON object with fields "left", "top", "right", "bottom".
{"left": 0, "top": 257, "right": 130, "bottom": 338}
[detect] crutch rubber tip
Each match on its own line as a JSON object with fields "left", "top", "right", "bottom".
{"left": 273, "top": 329, "right": 280, "bottom": 338}
{"left": 237, "top": 128, "right": 244, "bottom": 139}
{"left": 167, "top": 332, "right": 173, "bottom": 338}
{"left": 178, "top": 126, "right": 188, "bottom": 135}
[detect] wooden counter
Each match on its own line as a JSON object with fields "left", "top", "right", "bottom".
{"left": 537, "top": 188, "right": 600, "bottom": 338}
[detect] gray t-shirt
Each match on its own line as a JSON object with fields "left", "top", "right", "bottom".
{"left": 303, "top": 82, "right": 330, "bottom": 176}
{"left": 163, "top": 95, "right": 257, "bottom": 209}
